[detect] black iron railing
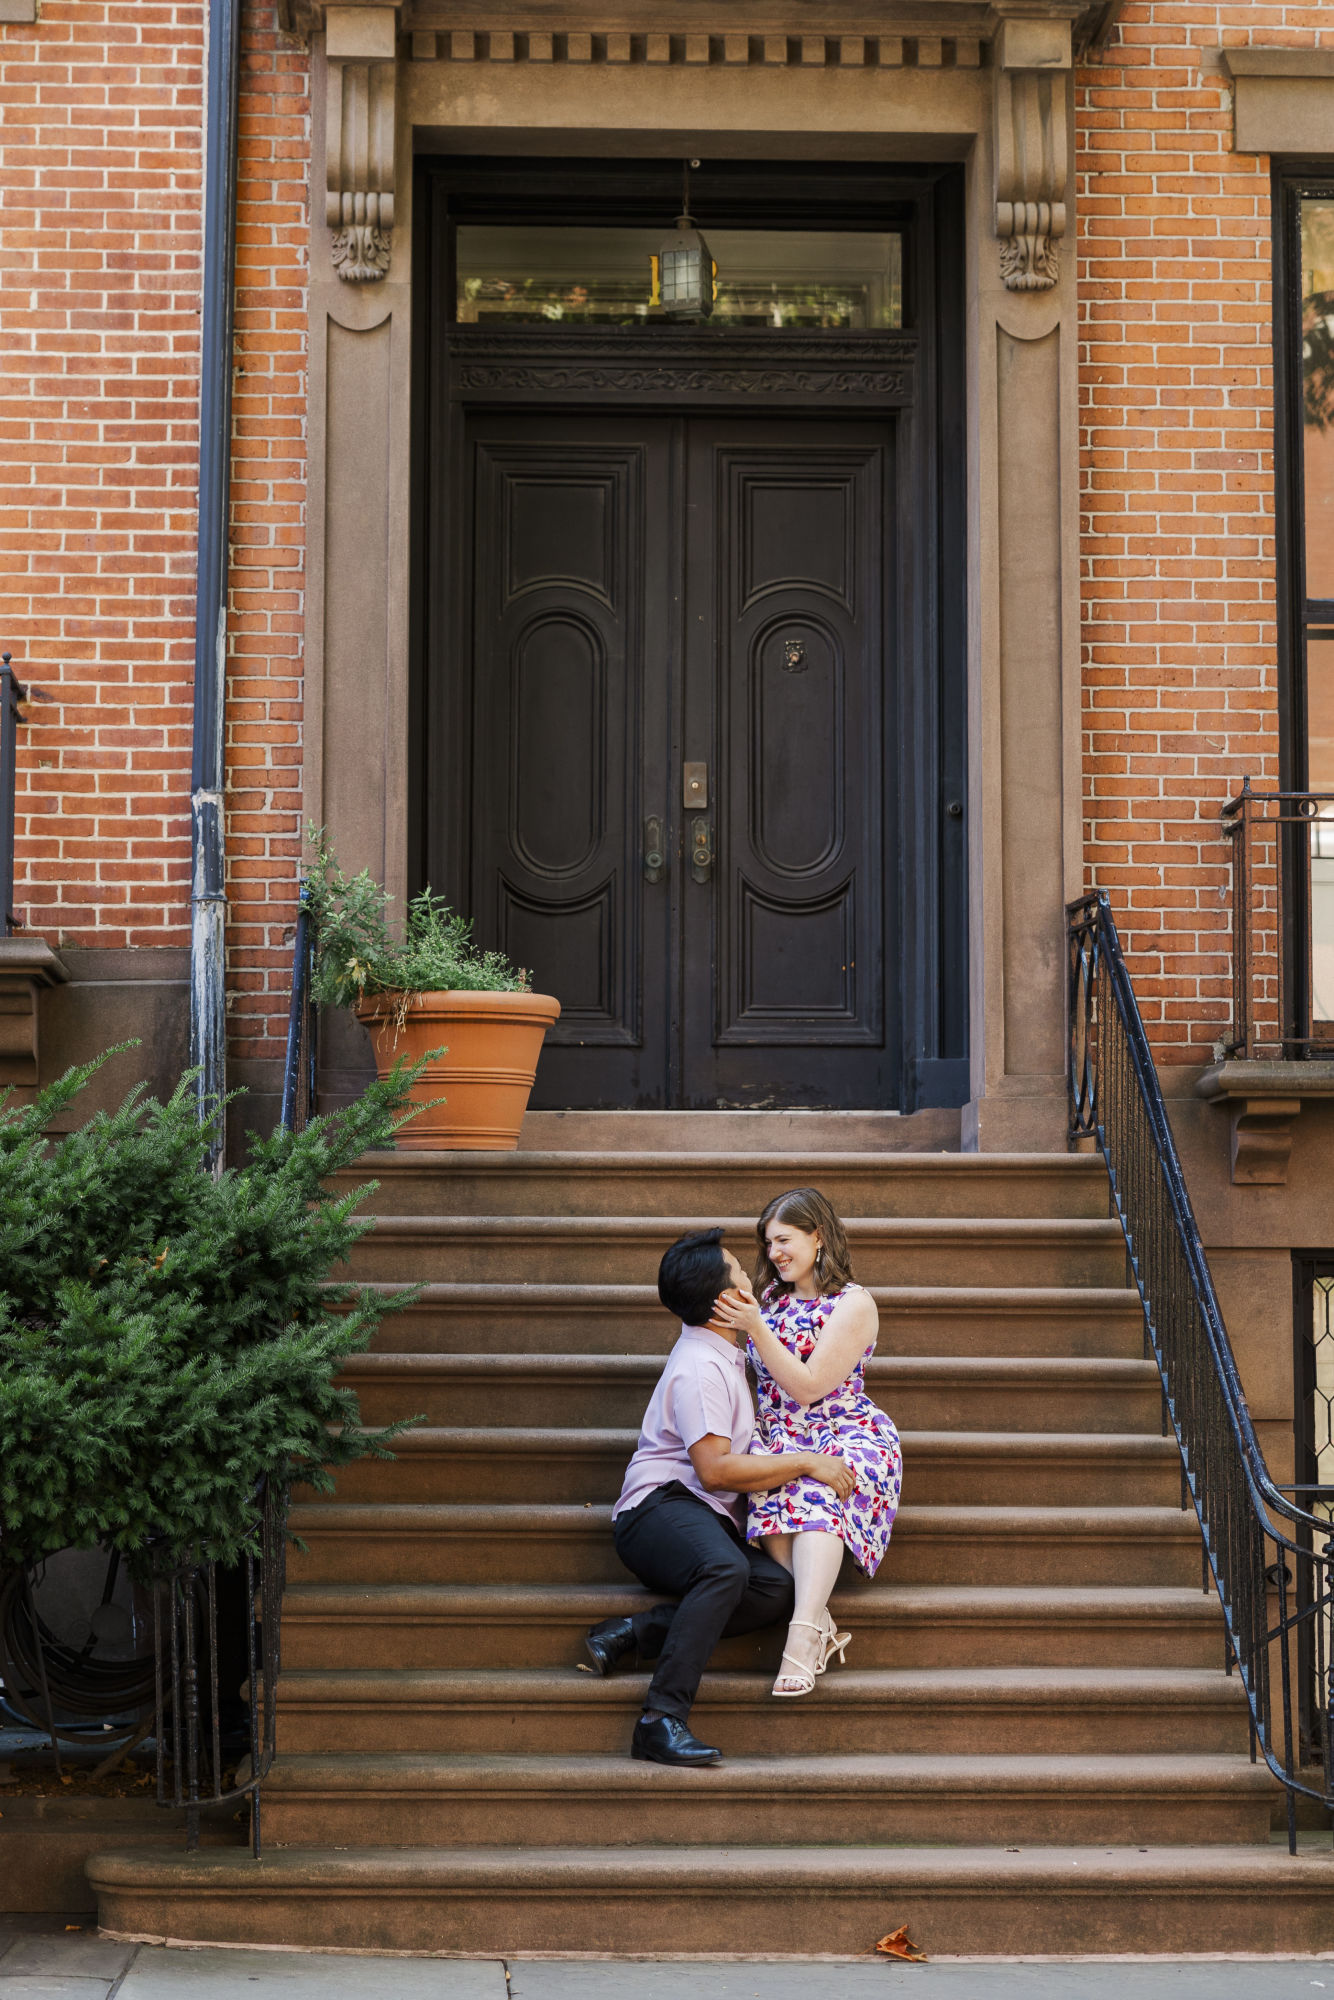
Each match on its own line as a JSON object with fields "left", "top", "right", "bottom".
{"left": 1, "top": 652, "right": 26, "bottom": 934}
{"left": 1069, "top": 891, "right": 1334, "bottom": 1850}
{"left": 1223, "top": 778, "right": 1334, "bottom": 1059}
{"left": 150, "top": 1475, "right": 287, "bottom": 1854}
{"left": 0, "top": 1480, "right": 287, "bottom": 1857}
{"left": 280, "top": 881, "right": 316, "bottom": 1133}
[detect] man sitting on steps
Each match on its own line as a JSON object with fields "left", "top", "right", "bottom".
{"left": 582, "top": 1226, "right": 857, "bottom": 1768}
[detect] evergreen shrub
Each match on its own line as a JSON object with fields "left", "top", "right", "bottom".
{"left": 0, "top": 1051, "right": 422, "bottom": 1571}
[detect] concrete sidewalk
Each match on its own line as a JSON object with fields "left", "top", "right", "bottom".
{"left": 2, "top": 1929, "right": 1333, "bottom": 1999}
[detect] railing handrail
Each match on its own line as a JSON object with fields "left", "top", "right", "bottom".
{"left": 1069, "top": 890, "right": 1334, "bottom": 1842}
{"left": 280, "top": 880, "right": 316, "bottom": 1133}
{"left": 1072, "top": 890, "right": 1324, "bottom": 1540}
{"left": 1222, "top": 778, "right": 1334, "bottom": 819}
{"left": 1, "top": 652, "right": 27, "bottom": 936}
{"left": 1222, "top": 774, "right": 1334, "bottom": 1058}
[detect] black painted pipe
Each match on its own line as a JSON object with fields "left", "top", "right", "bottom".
{"left": 190, "top": 0, "right": 243, "bottom": 1167}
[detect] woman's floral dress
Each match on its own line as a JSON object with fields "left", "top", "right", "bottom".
{"left": 746, "top": 1284, "right": 902, "bottom": 1577}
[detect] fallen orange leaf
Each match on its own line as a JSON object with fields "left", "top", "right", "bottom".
{"left": 875, "top": 1925, "right": 928, "bottom": 1964}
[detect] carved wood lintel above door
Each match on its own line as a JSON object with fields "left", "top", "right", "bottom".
{"left": 445, "top": 328, "right": 918, "bottom": 407}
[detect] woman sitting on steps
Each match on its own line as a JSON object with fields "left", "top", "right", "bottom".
{"left": 712, "top": 1186, "right": 903, "bottom": 1697}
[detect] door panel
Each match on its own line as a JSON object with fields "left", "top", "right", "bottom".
{"left": 466, "top": 411, "right": 894, "bottom": 1109}
{"left": 682, "top": 420, "right": 894, "bottom": 1107}
{"left": 468, "top": 415, "right": 673, "bottom": 1108}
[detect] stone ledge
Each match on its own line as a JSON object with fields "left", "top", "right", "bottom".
{"left": 1196, "top": 1060, "right": 1334, "bottom": 1186}
{"left": 1221, "top": 47, "right": 1334, "bottom": 155}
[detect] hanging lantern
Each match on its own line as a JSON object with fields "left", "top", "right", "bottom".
{"left": 652, "top": 161, "right": 716, "bottom": 321}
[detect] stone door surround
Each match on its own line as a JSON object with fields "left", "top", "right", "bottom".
{"left": 297, "top": 0, "right": 1096, "bottom": 1146}
{"left": 311, "top": 0, "right": 1092, "bottom": 300}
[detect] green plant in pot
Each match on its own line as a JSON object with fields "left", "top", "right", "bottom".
{"left": 304, "top": 832, "right": 561, "bottom": 1150}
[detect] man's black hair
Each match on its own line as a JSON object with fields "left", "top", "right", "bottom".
{"left": 657, "top": 1227, "right": 730, "bottom": 1329}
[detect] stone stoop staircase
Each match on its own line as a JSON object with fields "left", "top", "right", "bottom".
{"left": 90, "top": 1115, "right": 1334, "bottom": 1954}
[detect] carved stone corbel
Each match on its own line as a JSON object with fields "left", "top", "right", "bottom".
{"left": 326, "top": 7, "right": 399, "bottom": 282}
{"left": 1225, "top": 1095, "right": 1302, "bottom": 1185}
{"left": 1197, "top": 1059, "right": 1334, "bottom": 1186}
{"left": 993, "top": 12, "right": 1073, "bottom": 292}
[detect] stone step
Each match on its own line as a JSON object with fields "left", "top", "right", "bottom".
{"left": 279, "top": 1582, "right": 1226, "bottom": 1673}
{"left": 342, "top": 1214, "right": 1128, "bottom": 1289}
{"left": 351, "top": 1282, "right": 1146, "bottom": 1358}
{"left": 237, "top": 1749, "right": 1277, "bottom": 1850}
{"left": 333, "top": 1150, "right": 1111, "bottom": 1220}
{"left": 520, "top": 1109, "right": 958, "bottom": 1152}
{"left": 339, "top": 1351, "right": 1163, "bottom": 1433}
{"left": 270, "top": 1664, "right": 1250, "bottom": 1758}
{"left": 284, "top": 1501, "right": 1208, "bottom": 1590}
{"left": 315, "top": 1427, "right": 1183, "bottom": 1507}
{"left": 0, "top": 1797, "right": 243, "bottom": 1917}
{"left": 87, "top": 1842, "right": 1334, "bottom": 1957}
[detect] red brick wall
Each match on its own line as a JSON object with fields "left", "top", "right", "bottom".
{"left": 7, "top": 0, "right": 1330, "bottom": 1085}
{"left": 0, "top": 0, "right": 204, "bottom": 948}
{"left": 227, "top": 3, "right": 309, "bottom": 1075}
{"left": 0, "top": 0, "right": 307, "bottom": 1074}
{"left": 1077, "top": 4, "right": 1329, "bottom": 1063}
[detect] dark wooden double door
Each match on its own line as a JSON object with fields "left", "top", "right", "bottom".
{"left": 466, "top": 410, "right": 895, "bottom": 1109}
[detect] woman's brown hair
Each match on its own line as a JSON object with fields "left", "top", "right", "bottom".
{"left": 752, "top": 1187, "right": 856, "bottom": 1301}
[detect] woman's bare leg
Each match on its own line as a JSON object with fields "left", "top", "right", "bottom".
{"left": 774, "top": 1529, "right": 845, "bottom": 1693}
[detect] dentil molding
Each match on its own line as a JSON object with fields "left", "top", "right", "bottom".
{"left": 311, "top": 0, "right": 1093, "bottom": 288}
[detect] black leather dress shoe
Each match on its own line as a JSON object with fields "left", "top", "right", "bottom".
{"left": 630, "top": 1714, "right": 722, "bottom": 1767}
{"left": 583, "top": 1615, "right": 638, "bottom": 1677}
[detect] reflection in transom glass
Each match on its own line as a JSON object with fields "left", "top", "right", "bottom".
{"left": 455, "top": 225, "right": 903, "bottom": 330}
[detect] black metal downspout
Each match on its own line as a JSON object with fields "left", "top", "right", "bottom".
{"left": 190, "top": 0, "right": 243, "bottom": 1168}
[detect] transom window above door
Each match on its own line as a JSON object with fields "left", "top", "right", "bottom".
{"left": 454, "top": 225, "right": 903, "bottom": 329}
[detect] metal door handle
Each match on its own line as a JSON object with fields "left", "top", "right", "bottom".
{"left": 644, "top": 815, "right": 665, "bottom": 884}
{"left": 691, "top": 819, "right": 713, "bottom": 882}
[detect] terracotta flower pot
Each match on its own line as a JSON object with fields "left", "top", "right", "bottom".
{"left": 354, "top": 989, "right": 561, "bottom": 1150}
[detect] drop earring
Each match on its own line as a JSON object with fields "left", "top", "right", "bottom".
{"left": 816, "top": 1245, "right": 826, "bottom": 1281}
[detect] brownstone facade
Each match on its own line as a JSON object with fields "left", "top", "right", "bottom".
{"left": 0, "top": 0, "right": 1331, "bottom": 1446}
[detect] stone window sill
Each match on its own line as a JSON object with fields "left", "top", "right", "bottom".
{"left": 1196, "top": 1059, "right": 1334, "bottom": 1184}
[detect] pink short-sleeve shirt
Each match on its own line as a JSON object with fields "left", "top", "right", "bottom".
{"left": 613, "top": 1326, "right": 754, "bottom": 1526}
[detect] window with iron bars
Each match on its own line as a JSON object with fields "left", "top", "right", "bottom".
{"left": 1274, "top": 173, "right": 1334, "bottom": 1043}
{"left": 1293, "top": 1254, "right": 1334, "bottom": 1763}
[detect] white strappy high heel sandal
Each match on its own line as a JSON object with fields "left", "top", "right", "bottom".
{"left": 771, "top": 1619, "right": 825, "bottom": 1698}
{"left": 816, "top": 1606, "right": 852, "bottom": 1673}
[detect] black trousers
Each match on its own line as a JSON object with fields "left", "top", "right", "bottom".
{"left": 611, "top": 1480, "right": 795, "bottom": 1723}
